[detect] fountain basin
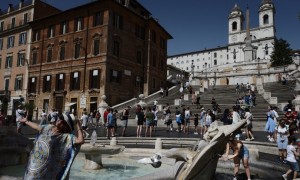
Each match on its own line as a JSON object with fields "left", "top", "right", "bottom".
{"left": 80, "top": 144, "right": 125, "bottom": 170}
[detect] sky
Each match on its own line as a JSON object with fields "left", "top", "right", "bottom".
{"left": 1, "top": 0, "right": 299, "bottom": 56}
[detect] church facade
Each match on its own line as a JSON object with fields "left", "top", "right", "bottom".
{"left": 167, "top": 0, "right": 275, "bottom": 75}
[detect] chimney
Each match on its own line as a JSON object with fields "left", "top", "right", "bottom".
{"left": 19, "top": 0, "right": 24, "bottom": 9}
{"left": 8, "top": 4, "right": 13, "bottom": 13}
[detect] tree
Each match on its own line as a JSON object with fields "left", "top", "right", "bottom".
{"left": 270, "top": 38, "right": 293, "bottom": 67}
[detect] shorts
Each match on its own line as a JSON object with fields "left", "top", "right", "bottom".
{"left": 246, "top": 122, "right": 253, "bottom": 129}
{"left": 166, "top": 119, "right": 172, "bottom": 126}
{"left": 185, "top": 120, "right": 190, "bottom": 126}
{"left": 199, "top": 120, "right": 205, "bottom": 127}
{"left": 146, "top": 120, "right": 154, "bottom": 127}
{"left": 194, "top": 121, "right": 198, "bottom": 126}
{"left": 277, "top": 138, "right": 288, "bottom": 149}
{"left": 154, "top": 120, "right": 158, "bottom": 126}
{"left": 238, "top": 147, "right": 250, "bottom": 159}
{"left": 17, "top": 121, "right": 23, "bottom": 128}
{"left": 137, "top": 120, "right": 144, "bottom": 126}
{"left": 122, "top": 120, "right": 128, "bottom": 127}
{"left": 287, "top": 161, "right": 300, "bottom": 172}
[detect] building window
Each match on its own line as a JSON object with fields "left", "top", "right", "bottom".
{"left": 136, "top": 50, "right": 142, "bottom": 64}
{"left": 56, "top": 73, "right": 65, "bottom": 91}
{"left": 75, "top": 17, "right": 84, "bottom": 31}
{"left": 232, "top": 21, "right": 237, "bottom": 31}
{"left": 151, "top": 30, "right": 156, "bottom": 43}
{"left": 60, "top": 21, "right": 68, "bottom": 34}
{"left": 23, "top": 13, "right": 28, "bottom": 24}
{"left": 33, "top": 30, "right": 40, "bottom": 41}
{"left": 93, "top": 12, "right": 103, "bottom": 27}
{"left": 263, "top": 14, "right": 269, "bottom": 25}
{"left": 7, "top": 36, "right": 14, "bottom": 48}
{"left": 135, "top": 24, "right": 145, "bottom": 39}
{"left": 15, "top": 76, "right": 23, "bottom": 90}
{"left": 110, "top": 69, "right": 121, "bottom": 83}
{"left": 47, "top": 25, "right": 55, "bottom": 38}
{"left": 89, "top": 69, "right": 100, "bottom": 89}
{"left": 5, "top": 56, "right": 13, "bottom": 68}
{"left": 113, "top": 13, "right": 123, "bottom": 29}
{"left": 214, "top": 52, "right": 217, "bottom": 58}
{"left": 135, "top": 76, "right": 143, "bottom": 89}
{"left": 70, "top": 71, "right": 80, "bottom": 90}
{"left": 74, "top": 43, "right": 81, "bottom": 59}
{"left": 43, "top": 99, "right": 49, "bottom": 112}
{"left": 160, "top": 58, "right": 164, "bottom": 71}
{"left": 0, "top": 38, "right": 3, "bottom": 50}
{"left": 32, "top": 50, "right": 38, "bottom": 65}
{"left": 214, "top": 60, "right": 217, "bottom": 65}
{"left": 93, "top": 39, "right": 100, "bottom": 56}
{"left": 19, "top": 32, "right": 27, "bottom": 45}
{"left": 11, "top": 17, "right": 16, "bottom": 28}
{"left": 0, "top": 21, "right": 4, "bottom": 31}
{"left": 152, "top": 53, "right": 157, "bottom": 67}
{"left": 47, "top": 47, "right": 52, "bottom": 62}
{"left": 17, "top": 53, "right": 25, "bottom": 66}
{"left": 4, "top": 79, "right": 9, "bottom": 91}
{"left": 113, "top": 41, "right": 120, "bottom": 57}
{"left": 43, "top": 75, "right": 51, "bottom": 92}
{"left": 160, "top": 37, "right": 166, "bottom": 49}
{"left": 60, "top": 46, "right": 65, "bottom": 60}
{"left": 29, "top": 77, "right": 37, "bottom": 93}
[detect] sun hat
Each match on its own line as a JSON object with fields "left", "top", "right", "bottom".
{"left": 62, "top": 113, "right": 76, "bottom": 131}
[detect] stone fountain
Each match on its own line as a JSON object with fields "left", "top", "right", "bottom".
{"left": 80, "top": 131, "right": 125, "bottom": 170}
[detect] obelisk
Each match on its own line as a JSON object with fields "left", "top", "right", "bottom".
{"left": 243, "top": 5, "right": 254, "bottom": 62}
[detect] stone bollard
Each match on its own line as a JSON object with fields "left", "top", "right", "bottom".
{"left": 110, "top": 137, "right": 118, "bottom": 146}
{"left": 155, "top": 138, "right": 163, "bottom": 151}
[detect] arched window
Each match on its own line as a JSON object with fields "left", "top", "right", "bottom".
{"left": 232, "top": 21, "right": 237, "bottom": 31}
{"left": 263, "top": 14, "right": 269, "bottom": 25}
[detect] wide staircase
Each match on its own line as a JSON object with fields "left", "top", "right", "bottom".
{"left": 263, "top": 80, "right": 297, "bottom": 104}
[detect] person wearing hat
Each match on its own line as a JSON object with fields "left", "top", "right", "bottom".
{"left": 19, "top": 113, "right": 84, "bottom": 179}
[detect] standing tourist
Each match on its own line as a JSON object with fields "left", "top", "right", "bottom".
{"left": 265, "top": 106, "right": 276, "bottom": 142}
{"left": 136, "top": 106, "right": 144, "bottom": 138}
{"left": 16, "top": 105, "right": 26, "bottom": 134}
{"left": 106, "top": 108, "right": 115, "bottom": 139}
{"left": 145, "top": 107, "right": 154, "bottom": 137}
{"left": 184, "top": 107, "right": 192, "bottom": 134}
{"left": 193, "top": 113, "right": 199, "bottom": 135}
{"left": 196, "top": 94, "right": 201, "bottom": 109}
{"left": 236, "top": 83, "right": 240, "bottom": 94}
{"left": 232, "top": 106, "right": 242, "bottom": 140}
{"left": 275, "top": 119, "right": 289, "bottom": 164}
{"left": 199, "top": 108, "right": 206, "bottom": 136}
{"left": 165, "top": 87, "right": 169, "bottom": 97}
{"left": 175, "top": 107, "right": 182, "bottom": 132}
{"left": 222, "top": 137, "right": 251, "bottom": 180}
{"left": 282, "top": 136, "right": 300, "bottom": 180}
{"left": 20, "top": 113, "right": 84, "bottom": 179}
{"left": 204, "top": 109, "right": 212, "bottom": 134}
{"left": 121, "top": 106, "right": 130, "bottom": 137}
{"left": 80, "top": 111, "right": 89, "bottom": 137}
{"left": 244, "top": 108, "right": 255, "bottom": 141}
{"left": 40, "top": 109, "right": 47, "bottom": 126}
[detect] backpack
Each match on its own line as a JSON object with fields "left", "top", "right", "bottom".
{"left": 185, "top": 111, "right": 190, "bottom": 119}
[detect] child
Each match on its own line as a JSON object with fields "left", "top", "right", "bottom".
{"left": 282, "top": 136, "right": 300, "bottom": 180}
{"left": 193, "top": 113, "right": 199, "bottom": 135}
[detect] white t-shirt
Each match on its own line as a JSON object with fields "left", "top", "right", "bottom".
{"left": 81, "top": 114, "right": 89, "bottom": 127}
{"left": 232, "top": 111, "right": 241, "bottom": 124}
{"left": 276, "top": 126, "right": 288, "bottom": 140}
{"left": 205, "top": 115, "right": 212, "bottom": 126}
{"left": 244, "top": 112, "right": 253, "bottom": 124}
{"left": 16, "top": 109, "right": 25, "bottom": 122}
{"left": 286, "top": 145, "right": 297, "bottom": 162}
{"left": 185, "top": 110, "right": 191, "bottom": 120}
